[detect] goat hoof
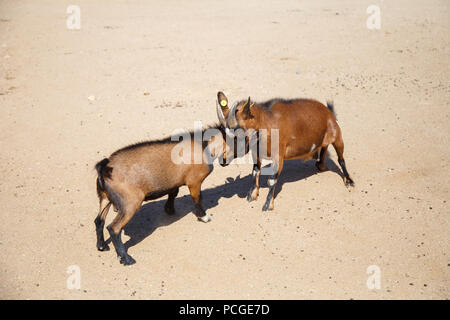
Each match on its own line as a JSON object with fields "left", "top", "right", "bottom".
{"left": 119, "top": 255, "right": 136, "bottom": 266}
{"left": 344, "top": 177, "right": 355, "bottom": 187}
{"left": 198, "top": 214, "right": 211, "bottom": 223}
{"left": 97, "top": 243, "right": 110, "bottom": 252}
{"left": 262, "top": 203, "right": 273, "bottom": 211}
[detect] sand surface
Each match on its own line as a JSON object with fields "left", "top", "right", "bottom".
{"left": 0, "top": 0, "right": 449, "bottom": 299}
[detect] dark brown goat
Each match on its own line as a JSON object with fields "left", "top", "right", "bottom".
{"left": 216, "top": 91, "right": 354, "bottom": 211}
{"left": 94, "top": 125, "right": 229, "bottom": 265}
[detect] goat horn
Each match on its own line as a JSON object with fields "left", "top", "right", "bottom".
{"left": 227, "top": 101, "right": 239, "bottom": 129}
{"left": 216, "top": 100, "right": 227, "bottom": 127}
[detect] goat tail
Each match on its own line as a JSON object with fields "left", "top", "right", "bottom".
{"left": 326, "top": 100, "right": 337, "bottom": 121}
{"left": 95, "top": 158, "right": 112, "bottom": 199}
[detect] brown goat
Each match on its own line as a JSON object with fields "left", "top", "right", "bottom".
{"left": 94, "top": 125, "right": 230, "bottom": 265}
{"left": 216, "top": 91, "right": 354, "bottom": 211}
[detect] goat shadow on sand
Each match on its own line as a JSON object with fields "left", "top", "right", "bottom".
{"left": 118, "top": 156, "right": 343, "bottom": 250}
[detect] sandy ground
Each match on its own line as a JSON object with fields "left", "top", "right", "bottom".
{"left": 0, "top": 0, "right": 449, "bottom": 299}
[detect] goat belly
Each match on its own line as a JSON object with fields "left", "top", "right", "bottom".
{"left": 144, "top": 188, "right": 175, "bottom": 201}
{"left": 284, "top": 143, "right": 313, "bottom": 160}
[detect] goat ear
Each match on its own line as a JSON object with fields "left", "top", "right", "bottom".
{"left": 242, "top": 96, "right": 253, "bottom": 118}
{"left": 217, "top": 91, "right": 229, "bottom": 111}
